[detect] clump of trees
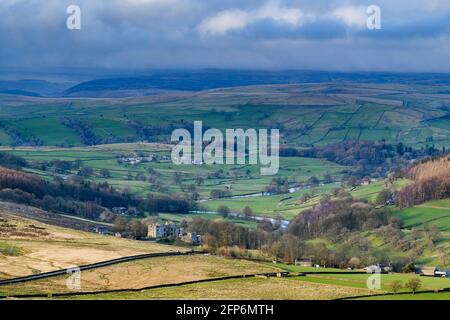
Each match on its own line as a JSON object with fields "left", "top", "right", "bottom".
{"left": 0, "top": 124, "right": 43, "bottom": 146}
{"left": 0, "top": 153, "right": 27, "bottom": 169}
{"left": 288, "top": 192, "right": 392, "bottom": 240}
{"left": 112, "top": 216, "right": 147, "bottom": 239}
{"left": 138, "top": 193, "right": 195, "bottom": 214}
{"left": 38, "top": 159, "right": 81, "bottom": 174}
{"left": 280, "top": 141, "right": 443, "bottom": 179}
{"left": 264, "top": 177, "right": 290, "bottom": 194}
{"left": 210, "top": 189, "right": 232, "bottom": 199}
{"left": 62, "top": 118, "right": 100, "bottom": 145}
{"left": 188, "top": 218, "right": 276, "bottom": 252}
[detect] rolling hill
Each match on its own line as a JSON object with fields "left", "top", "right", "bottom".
{"left": 0, "top": 83, "right": 449, "bottom": 148}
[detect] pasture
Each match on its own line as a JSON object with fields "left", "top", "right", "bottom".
{"left": 393, "top": 198, "right": 450, "bottom": 233}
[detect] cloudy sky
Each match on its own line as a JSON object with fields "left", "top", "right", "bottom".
{"left": 1, "top": 0, "right": 450, "bottom": 72}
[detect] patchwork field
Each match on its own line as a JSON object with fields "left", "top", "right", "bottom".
{"left": 1, "top": 83, "right": 450, "bottom": 148}
{"left": 4, "top": 145, "right": 349, "bottom": 199}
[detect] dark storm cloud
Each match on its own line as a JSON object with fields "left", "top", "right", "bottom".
{"left": 1, "top": 0, "right": 450, "bottom": 72}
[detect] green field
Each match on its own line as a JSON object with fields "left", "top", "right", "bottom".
{"left": 353, "top": 291, "right": 450, "bottom": 300}
{"left": 159, "top": 213, "right": 258, "bottom": 228}
{"left": 394, "top": 198, "right": 450, "bottom": 232}
{"left": 270, "top": 263, "right": 450, "bottom": 291}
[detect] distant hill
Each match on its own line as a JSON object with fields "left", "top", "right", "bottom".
{"left": 0, "top": 80, "right": 69, "bottom": 97}
{"left": 64, "top": 70, "right": 450, "bottom": 97}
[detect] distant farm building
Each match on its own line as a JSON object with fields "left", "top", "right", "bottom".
{"left": 147, "top": 222, "right": 179, "bottom": 239}
{"left": 91, "top": 226, "right": 110, "bottom": 235}
{"left": 112, "top": 207, "right": 141, "bottom": 216}
{"left": 415, "top": 266, "right": 437, "bottom": 277}
{"left": 112, "top": 207, "right": 127, "bottom": 215}
{"left": 295, "top": 258, "right": 312, "bottom": 267}
{"left": 364, "top": 264, "right": 392, "bottom": 273}
{"left": 415, "top": 266, "right": 449, "bottom": 277}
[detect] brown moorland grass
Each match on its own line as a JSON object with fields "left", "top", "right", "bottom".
{"left": 0, "top": 211, "right": 187, "bottom": 279}
{"left": 0, "top": 255, "right": 280, "bottom": 296}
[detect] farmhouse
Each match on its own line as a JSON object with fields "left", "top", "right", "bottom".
{"left": 112, "top": 207, "right": 127, "bottom": 215}
{"left": 295, "top": 258, "right": 312, "bottom": 267}
{"left": 415, "top": 266, "right": 437, "bottom": 277}
{"left": 112, "top": 207, "right": 142, "bottom": 216}
{"left": 364, "top": 264, "right": 392, "bottom": 273}
{"left": 147, "top": 222, "right": 203, "bottom": 245}
{"left": 147, "top": 222, "right": 179, "bottom": 239}
{"left": 415, "top": 265, "right": 449, "bottom": 277}
{"left": 119, "top": 155, "right": 155, "bottom": 165}
{"left": 91, "top": 226, "right": 110, "bottom": 235}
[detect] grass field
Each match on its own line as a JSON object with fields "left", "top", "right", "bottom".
{"left": 273, "top": 262, "right": 450, "bottom": 291}
{"left": 353, "top": 291, "right": 450, "bottom": 300}
{"left": 55, "top": 277, "right": 381, "bottom": 300}
{"left": 159, "top": 213, "right": 258, "bottom": 229}
{"left": 300, "top": 273, "right": 450, "bottom": 292}
{"left": 393, "top": 198, "right": 450, "bottom": 232}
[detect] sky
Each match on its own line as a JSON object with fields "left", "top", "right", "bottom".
{"left": 1, "top": 0, "right": 450, "bottom": 73}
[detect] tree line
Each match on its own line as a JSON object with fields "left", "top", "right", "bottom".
{"left": 280, "top": 140, "right": 444, "bottom": 179}
{"left": 396, "top": 155, "right": 450, "bottom": 207}
{"left": 0, "top": 163, "right": 197, "bottom": 220}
